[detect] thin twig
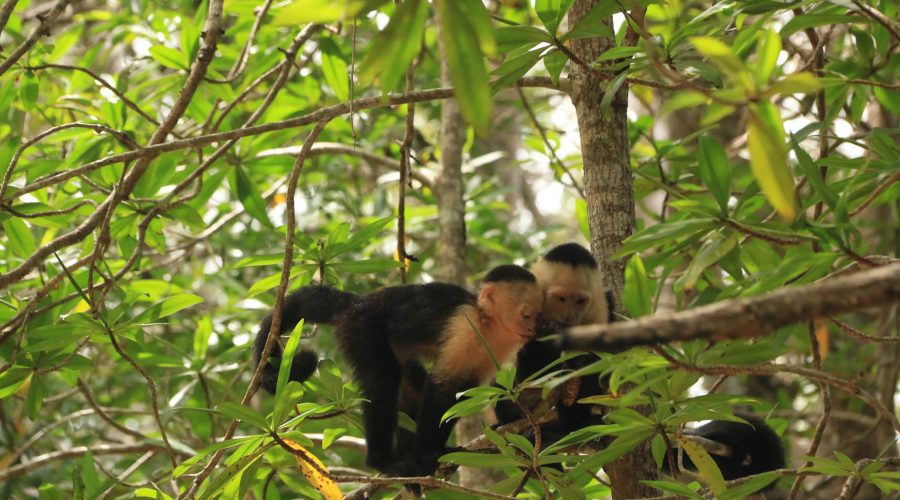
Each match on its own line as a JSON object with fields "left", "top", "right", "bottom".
{"left": 180, "top": 120, "right": 329, "bottom": 499}
{"left": 0, "top": 0, "right": 20, "bottom": 36}
{"left": 26, "top": 64, "right": 161, "bottom": 126}
{"left": 0, "top": 0, "right": 70, "bottom": 76}
{"left": 830, "top": 317, "right": 900, "bottom": 344}
{"left": 516, "top": 85, "right": 585, "bottom": 198}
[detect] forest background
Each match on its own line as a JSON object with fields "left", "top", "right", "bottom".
{"left": 0, "top": 0, "right": 898, "bottom": 498}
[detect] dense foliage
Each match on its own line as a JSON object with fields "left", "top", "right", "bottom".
{"left": 0, "top": 0, "right": 897, "bottom": 498}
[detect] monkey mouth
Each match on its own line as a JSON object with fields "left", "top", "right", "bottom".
{"left": 518, "top": 331, "right": 536, "bottom": 342}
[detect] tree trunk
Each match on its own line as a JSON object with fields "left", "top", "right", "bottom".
{"left": 567, "top": 1, "right": 654, "bottom": 498}
{"left": 435, "top": 19, "right": 488, "bottom": 488}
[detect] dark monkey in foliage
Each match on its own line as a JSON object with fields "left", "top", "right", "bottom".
{"left": 671, "top": 413, "right": 786, "bottom": 489}
{"left": 253, "top": 265, "right": 543, "bottom": 474}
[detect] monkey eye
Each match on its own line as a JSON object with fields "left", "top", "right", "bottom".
{"left": 557, "top": 296, "right": 567, "bottom": 303}
{"left": 575, "top": 298, "right": 587, "bottom": 306}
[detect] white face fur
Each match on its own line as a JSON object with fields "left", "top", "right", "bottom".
{"left": 531, "top": 260, "right": 609, "bottom": 327}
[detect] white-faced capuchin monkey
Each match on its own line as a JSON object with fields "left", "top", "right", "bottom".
{"left": 253, "top": 265, "right": 543, "bottom": 475}
{"left": 497, "top": 243, "right": 786, "bottom": 491}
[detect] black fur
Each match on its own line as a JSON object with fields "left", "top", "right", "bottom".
{"left": 253, "top": 285, "right": 359, "bottom": 394}
{"left": 676, "top": 414, "right": 786, "bottom": 486}
{"left": 484, "top": 264, "right": 537, "bottom": 284}
{"left": 543, "top": 242, "right": 598, "bottom": 269}
{"left": 252, "top": 266, "right": 536, "bottom": 476}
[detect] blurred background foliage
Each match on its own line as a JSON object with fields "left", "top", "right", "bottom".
{"left": 0, "top": 0, "right": 897, "bottom": 498}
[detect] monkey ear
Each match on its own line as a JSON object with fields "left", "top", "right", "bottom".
{"left": 478, "top": 283, "right": 497, "bottom": 305}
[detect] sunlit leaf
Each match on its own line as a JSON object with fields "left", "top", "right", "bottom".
{"left": 747, "top": 102, "right": 797, "bottom": 220}
{"left": 359, "top": 0, "right": 428, "bottom": 93}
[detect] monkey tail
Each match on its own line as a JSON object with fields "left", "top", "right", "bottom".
{"left": 253, "top": 285, "right": 359, "bottom": 394}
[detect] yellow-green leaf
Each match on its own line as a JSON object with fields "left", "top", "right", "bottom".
{"left": 764, "top": 72, "right": 822, "bottom": 97}
{"left": 282, "top": 439, "right": 342, "bottom": 500}
{"left": 676, "top": 433, "right": 726, "bottom": 495}
{"left": 747, "top": 103, "right": 796, "bottom": 220}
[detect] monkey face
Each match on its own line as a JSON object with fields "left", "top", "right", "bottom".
{"left": 544, "top": 286, "right": 593, "bottom": 327}
{"left": 480, "top": 283, "right": 543, "bottom": 342}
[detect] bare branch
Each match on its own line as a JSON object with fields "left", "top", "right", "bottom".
{"left": 561, "top": 262, "right": 900, "bottom": 351}
{"left": 0, "top": 0, "right": 69, "bottom": 76}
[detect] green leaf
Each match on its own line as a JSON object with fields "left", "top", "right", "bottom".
{"left": 754, "top": 29, "right": 780, "bottom": 85}
{"left": 3, "top": 218, "right": 36, "bottom": 258}
{"left": 560, "top": 1, "right": 619, "bottom": 41}
{"left": 229, "top": 165, "right": 271, "bottom": 227}
{"left": 781, "top": 14, "right": 869, "bottom": 37}
{"left": 495, "top": 25, "right": 554, "bottom": 52}
{"left": 194, "top": 316, "right": 212, "bottom": 361}
{"left": 325, "top": 215, "right": 394, "bottom": 257}
{"left": 149, "top": 45, "right": 189, "bottom": 70}
{"left": 534, "top": 0, "right": 574, "bottom": 35}
{"left": 873, "top": 85, "right": 900, "bottom": 114}
{"left": 133, "top": 294, "right": 204, "bottom": 324}
{"left": 747, "top": 102, "right": 797, "bottom": 220}
{"left": 19, "top": 72, "right": 39, "bottom": 109}
{"left": 641, "top": 480, "right": 704, "bottom": 499}
{"left": 272, "top": 0, "right": 388, "bottom": 24}
{"left": 319, "top": 38, "right": 350, "bottom": 101}
{"left": 595, "top": 45, "right": 643, "bottom": 62}
{"left": 436, "top": 0, "right": 493, "bottom": 135}
{"left": 173, "top": 436, "right": 263, "bottom": 477}
{"left": 359, "top": 0, "right": 428, "bottom": 93}
{"left": 720, "top": 471, "right": 780, "bottom": 499}
{"left": 617, "top": 218, "right": 718, "bottom": 256}
{"left": 543, "top": 49, "right": 568, "bottom": 85}
{"left": 80, "top": 449, "right": 100, "bottom": 497}
{"left": 764, "top": 72, "right": 822, "bottom": 97}
{"left": 198, "top": 440, "right": 272, "bottom": 498}
{"left": 690, "top": 36, "right": 744, "bottom": 76}
{"left": 490, "top": 44, "right": 544, "bottom": 91}
{"left": 217, "top": 402, "right": 271, "bottom": 432}
{"left": 623, "top": 255, "right": 654, "bottom": 318}
{"left": 0, "top": 367, "right": 31, "bottom": 399}
{"left": 682, "top": 232, "right": 738, "bottom": 290}
{"left": 697, "top": 134, "right": 732, "bottom": 213}
{"left": 792, "top": 136, "right": 837, "bottom": 209}
{"left": 275, "top": 319, "right": 304, "bottom": 397}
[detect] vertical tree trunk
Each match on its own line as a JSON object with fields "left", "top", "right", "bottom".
{"left": 435, "top": 20, "right": 488, "bottom": 487}
{"left": 434, "top": 56, "right": 467, "bottom": 286}
{"left": 567, "top": 1, "right": 654, "bottom": 498}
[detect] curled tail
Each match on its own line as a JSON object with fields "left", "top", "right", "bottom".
{"left": 253, "top": 285, "right": 358, "bottom": 394}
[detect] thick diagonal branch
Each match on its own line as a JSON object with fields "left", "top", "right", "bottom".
{"left": 561, "top": 263, "right": 900, "bottom": 351}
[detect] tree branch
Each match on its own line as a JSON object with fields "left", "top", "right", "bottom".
{"left": 561, "top": 262, "right": 900, "bottom": 351}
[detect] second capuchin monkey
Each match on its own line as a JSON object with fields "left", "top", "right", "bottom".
{"left": 253, "top": 265, "right": 543, "bottom": 475}
{"left": 495, "top": 243, "right": 614, "bottom": 438}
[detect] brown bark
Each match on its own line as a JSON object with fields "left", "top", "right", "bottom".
{"left": 562, "top": 262, "right": 900, "bottom": 351}
{"left": 566, "top": 1, "right": 651, "bottom": 497}
{"left": 434, "top": 50, "right": 467, "bottom": 286}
